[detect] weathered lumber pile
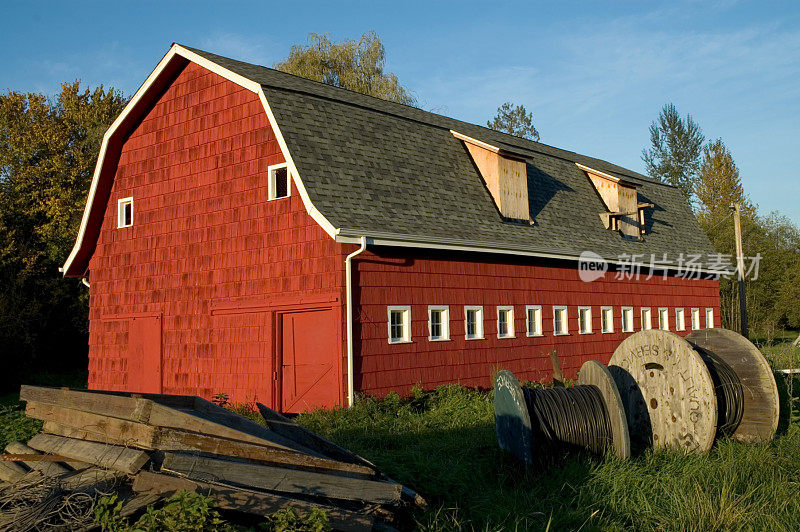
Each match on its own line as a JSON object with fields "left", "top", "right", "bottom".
{"left": 0, "top": 386, "right": 425, "bottom": 531}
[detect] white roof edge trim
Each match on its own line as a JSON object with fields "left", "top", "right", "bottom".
{"left": 576, "top": 162, "right": 637, "bottom": 185}
{"left": 450, "top": 130, "right": 501, "bottom": 153}
{"left": 335, "top": 231, "right": 729, "bottom": 276}
{"left": 62, "top": 44, "right": 339, "bottom": 276}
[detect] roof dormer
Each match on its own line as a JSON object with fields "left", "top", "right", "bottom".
{"left": 577, "top": 163, "right": 651, "bottom": 240}
{"left": 452, "top": 130, "right": 530, "bottom": 222}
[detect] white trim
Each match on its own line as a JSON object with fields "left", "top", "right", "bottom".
{"left": 61, "top": 43, "right": 339, "bottom": 276}
{"left": 621, "top": 306, "right": 634, "bottom": 332}
{"left": 578, "top": 306, "right": 592, "bottom": 335}
{"left": 658, "top": 307, "right": 670, "bottom": 330}
{"left": 641, "top": 307, "right": 652, "bottom": 330}
{"left": 464, "top": 305, "right": 484, "bottom": 340}
{"left": 496, "top": 306, "right": 515, "bottom": 339}
{"left": 553, "top": 305, "right": 569, "bottom": 336}
{"left": 691, "top": 308, "right": 701, "bottom": 330}
{"left": 575, "top": 162, "right": 638, "bottom": 186}
{"left": 387, "top": 305, "right": 412, "bottom": 344}
{"left": 335, "top": 232, "right": 728, "bottom": 276}
{"left": 450, "top": 130, "right": 501, "bottom": 153}
{"left": 525, "top": 305, "right": 543, "bottom": 337}
{"left": 427, "top": 305, "right": 450, "bottom": 341}
{"left": 675, "top": 307, "right": 686, "bottom": 331}
{"left": 117, "top": 197, "right": 133, "bottom": 228}
{"left": 267, "top": 162, "right": 291, "bottom": 200}
{"left": 600, "top": 306, "right": 614, "bottom": 333}
{"left": 705, "top": 308, "right": 715, "bottom": 328}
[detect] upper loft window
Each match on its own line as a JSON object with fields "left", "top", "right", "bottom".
{"left": 117, "top": 197, "right": 133, "bottom": 228}
{"left": 577, "top": 163, "right": 652, "bottom": 240}
{"left": 268, "top": 163, "right": 290, "bottom": 200}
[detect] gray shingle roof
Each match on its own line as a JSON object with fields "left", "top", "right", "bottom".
{"left": 186, "top": 46, "right": 717, "bottom": 267}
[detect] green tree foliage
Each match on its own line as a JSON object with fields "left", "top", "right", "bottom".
{"left": 486, "top": 102, "right": 540, "bottom": 141}
{"left": 0, "top": 81, "right": 126, "bottom": 390}
{"left": 274, "top": 31, "right": 415, "bottom": 106}
{"left": 694, "top": 138, "right": 800, "bottom": 332}
{"left": 642, "top": 103, "right": 705, "bottom": 203}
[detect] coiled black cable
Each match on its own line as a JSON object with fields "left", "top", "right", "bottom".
{"left": 522, "top": 385, "right": 612, "bottom": 456}
{"left": 698, "top": 349, "right": 744, "bottom": 437}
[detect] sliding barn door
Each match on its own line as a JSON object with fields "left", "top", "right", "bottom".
{"left": 126, "top": 314, "right": 162, "bottom": 393}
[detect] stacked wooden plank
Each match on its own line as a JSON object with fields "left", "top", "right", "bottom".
{"left": 0, "top": 386, "right": 425, "bottom": 531}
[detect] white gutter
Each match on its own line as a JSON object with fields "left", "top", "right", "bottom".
{"left": 345, "top": 236, "right": 367, "bottom": 407}
{"left": 81, "top": 278, "right": 90, "bottom": 288}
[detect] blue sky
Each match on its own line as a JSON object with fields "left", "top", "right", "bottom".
{"left": 3, "top": 1, "right": 799, "bottom": 223}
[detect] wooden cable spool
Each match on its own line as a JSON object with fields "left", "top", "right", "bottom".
{"left": 686, "top": 328, "right": 779, "bottom": 443}
{"left": 609, "top": 328, "right": 779, "bottom": 454}
{"left": 494, "top": 361, "right": 630, "bottom": 466}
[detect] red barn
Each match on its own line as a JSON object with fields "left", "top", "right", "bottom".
{"left": 61, "top": 44, "right": 722, "bottom": 412}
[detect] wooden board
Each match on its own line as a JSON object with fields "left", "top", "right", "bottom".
{"left": 27, "top": 434, "right": 150, "bottom": 474}
{"left": 20, "top": 386, "right": 321, "bottom": 456}
{"left": 0, "top": 460, "right": 26, "bottom": 483}
{"left": 132, "top": 471, "right": 375, "bottom": 532}
{"left": 578, "top": 360, "right": 631, "bottom": 460}
{"left": 686, "top": 328, "right": 780, "bottom": 443}
{"left": 4, "top": 441, "right": 69, "bottom": 477}
{"left": 493, "top": 370, "right": 533, "bottom": 466}
{"left": 609, "top": 330, "right": 718, "bottom": 453}
{"left": 161, "top": 452, "right": 403, "bottom": 504}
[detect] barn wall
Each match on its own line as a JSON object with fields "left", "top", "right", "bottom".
{"left": 86, "top": 62, "right": 344, "bottom": 405}
{"left": 353, "top": 247, "right": 722, "bottom": 397}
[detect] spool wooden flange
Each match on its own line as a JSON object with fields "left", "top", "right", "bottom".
{"left": 578, "top": 360, "right": 631, "bottom": 460}
{"left": 494, "top": 370, "right": 533, "bottom": 466}
{"left": 609, "top": 330, "right": 718, "bottom": 453}
{"left": 686, "top": 328, "right": 779, "bottom": 443}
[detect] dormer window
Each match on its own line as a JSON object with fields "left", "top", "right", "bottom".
{"left": 577, "top": 163, "right": 652, "bottom": 240}
{"left": 117, "top": 197, "right": 133, "bottom": 228}
{"left": 268, "top": 163, "right": 290, "bottom": 200}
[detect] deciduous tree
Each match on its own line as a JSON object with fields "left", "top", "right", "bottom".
{"left": 274, "top": 31, "right": 415, "bottom": 105}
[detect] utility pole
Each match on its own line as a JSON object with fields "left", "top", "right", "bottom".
{"left": 732, "top": 203, "right": 748, "bottom": 338}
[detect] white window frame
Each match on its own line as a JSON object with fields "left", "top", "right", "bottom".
{"left": 691, "top": 308, "right": 701, "bottom": 330}
{"left": 464, "top": 306, "right": 484, "bottom": 340}
{"left": 641, "top": 307, "right": 652, "bottom": 330}
{"left": 706, "top": 308, "right": 715, "bottom": 328}
{"left": 387, "top": 306, "right": 411, "bottom": 344}
{"left": 578, "top": 306, "right": 593, "bottom": 335}
{"left": 601, "top": 306, "right": 614, "bottom": 333}
{"left": 658, "top": 307, "right": 669, "bottom": 330}
{"left": 526, "top": 305, "right": 543, "bottom": 337}
{"left": 428, "top": 305, "right": 450, "bottom": 341}
{"left": 117, "top": 197, "right": 133, "bottom": 228}
{"left": 621, "top": 306, "right": 634, "bottom": 333}
{"left": 268, "top": 162, "right": 291, "bottom": 200}
{"left": 675, "top": 308, "right": 686, "bottom": 331}
{"left": 497, "top": 306, "right": 515, "bottom": 339}
{"left": 553, "top": 306, "right": 569, "bottom": 336}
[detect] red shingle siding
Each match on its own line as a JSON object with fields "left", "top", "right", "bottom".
{"left": 354, "top": 248, "right": 721, "bottom": 397}
{"left": 86, "top": 62, "right": 343, "bottom": 404}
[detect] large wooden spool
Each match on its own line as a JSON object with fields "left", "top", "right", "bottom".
{"left": 686, "top": 328, "right": 779, "bottom": 443}
{"left": 609, "top": 330, "right": 718, "bottom": 453}
{"left": 494, "top": 361, "right": 630, "bottom": 466}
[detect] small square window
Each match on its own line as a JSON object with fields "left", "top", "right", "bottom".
{"left": 387, "top": 306, "right": 411, "bottom": 344}
{"left": 428, "top": 306, "right": 450, "bottom": 341}
{"left": 553, "top": 306, "right": 568, "bottom": 336}
{"left": 117, "top": 197, "right": 133, "bottom": 228}
{"left": 658, "top": 308, "right": 669, "bottom": 330}
{"left": 691, "top": 308, "right": 701, "bottom": 330}
{"left": 641, "top": 308, "right": 652, "bottom": 330}
{"left": 706, "top": 308, "right": 715, "bottom": 328}
{"left": 268, "top": 164, "right": 290, "bottom": 200}
{"left": 497, "top": 306, "right": 515, "bottom": 339}
{"left": 465, "top": 306, "right": 484, "bottom": 340}
{"left": 621, "top": 307, "right": 634, "bottom": 332}
{"left": 578, "top": 307, "right": 592, "bottom": 334}
{"left": 526, "top": 306, "right": 543, "bottom": 336}
{"left": 676, "top": 308, "right": 686, "bottom": 331}
{"left": 601, "top": 307, "right": 614, "bottom": 333}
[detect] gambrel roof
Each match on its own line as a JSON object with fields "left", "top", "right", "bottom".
{"left": 63, "top": 44, "right": 717, "bottom": 277}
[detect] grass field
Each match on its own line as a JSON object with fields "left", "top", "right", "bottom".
{"left": 2, "top": 340, "right": 800, "bottom": 530}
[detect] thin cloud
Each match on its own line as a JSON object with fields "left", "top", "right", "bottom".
{"left": 199, "top": 32, "right": 274, "bottom": 65}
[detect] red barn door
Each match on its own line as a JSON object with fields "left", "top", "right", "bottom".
{"left": 127, "top": 314, "right": 162, "bottom": 393}
{"left": 280, "top": 308, "right": 340, "bottom": 412}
